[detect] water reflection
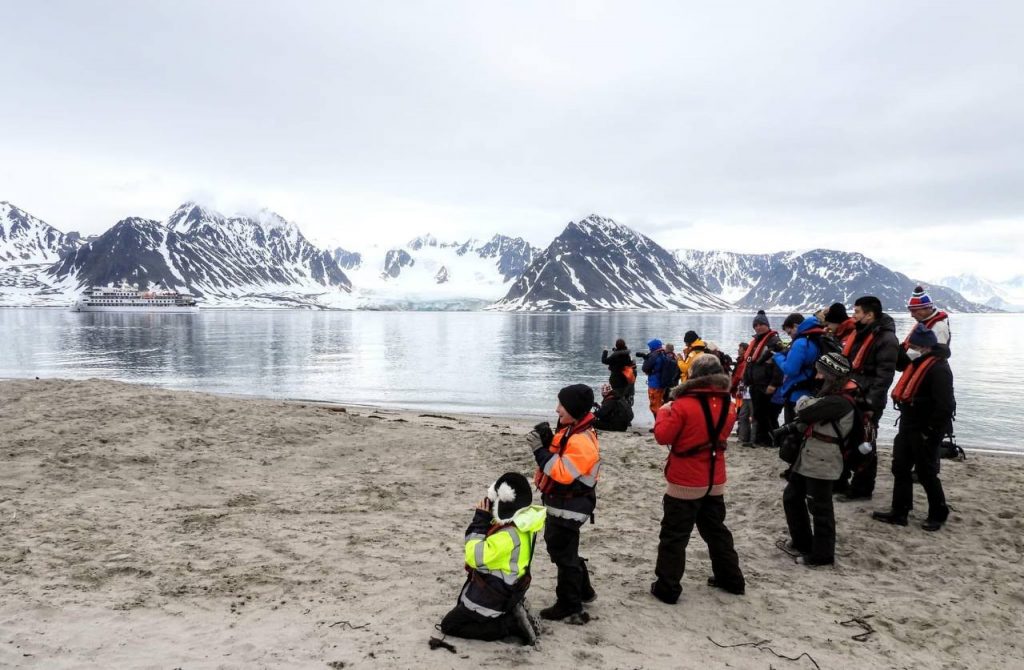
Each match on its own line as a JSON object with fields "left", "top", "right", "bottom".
{"left": 1, "top": 308, "right": 1020, "bottom": 454}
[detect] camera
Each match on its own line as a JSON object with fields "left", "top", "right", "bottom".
{"left": 770, "top": 422, "right": 803, "bottom": 446}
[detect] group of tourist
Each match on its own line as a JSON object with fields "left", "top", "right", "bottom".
{"left": 437, "top": 286, "right": 956, "bottom": 646}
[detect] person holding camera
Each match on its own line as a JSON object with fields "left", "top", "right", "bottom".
{"left": 651, "top": 354, "right": 745, "bottom": 603}
{"left": 638, "top": 338, "right": 670, "bottom": 420}
{"left": 601, "top": 339, "right": 637, "bottom": 406}
{"left": 439, "top": 472, "right": 547, "bottom": 644}
{"left": 527, "top": 384, "right": 601, "bottom": 623}
{"left": 778, "top": 352, "right": 861, "bottom": 566}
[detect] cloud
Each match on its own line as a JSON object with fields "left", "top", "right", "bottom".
{"left": 1, "top": 1, "right": 1022, "bottom": 278}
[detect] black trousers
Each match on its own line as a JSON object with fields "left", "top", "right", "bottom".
{"left": 653, "top": 495, "right": 744, "bottom": 603}
{"left": 836, "top": 411, "right": 880, "bottom": 496}
{"left": 751, "top": 389, "right": 781, "bottom": 445}
{"left": 891, "top": 424, "right": 948, "bottom": 519}
{"left": 544, "top": 521, "right": 592, "bottom": 610}
{"left": 783, "top": 473, "right": 836, "bottom": 562}
{"left": 440, "top": 603, "right": 514, "bottom": 641}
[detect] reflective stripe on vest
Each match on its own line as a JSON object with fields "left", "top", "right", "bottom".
{"left": 545, "top": 506, "right": 592, "bottom": 524}
{"left": 472, "top": 527, "right": 524, "bottom": 585}
{"left": 459, "top": 584, "right": 505, "bottom": 618}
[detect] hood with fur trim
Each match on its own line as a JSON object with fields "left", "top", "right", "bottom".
{"left": 509, "top": 504, "right": 547, "bottom": 532}
{"left": 669, "top": 373, "right": 731, "bottom": 399}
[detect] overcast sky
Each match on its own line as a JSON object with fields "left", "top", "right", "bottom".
{"left": 2, "top": 1, "right": 1022, "bottom": 281}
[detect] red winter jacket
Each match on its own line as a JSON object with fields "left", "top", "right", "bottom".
{"left": 653, "top": 374, "right": 736, "bottom": 499}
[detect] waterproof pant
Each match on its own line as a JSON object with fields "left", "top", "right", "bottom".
{"left": 440, "top": 603, "right": 514, "bottom": 641}
{"left": 736, "top": 398, "right": 752, "bottom": 443}
{"left": 653, "top": 494, "right": 744, "bottom": 603}
{"left": 783, "top": 472, "right": 835, "bottom": 562}
{"left": 891, "top": 423, "right": 948, "bottom": 519}
{"left": 750, "top": 389, "right": 781, "bottom": 445}
{"left": 648, "top": 387, "right": 665, "bottom": 419}
{"left": 544, "top": 521, "right": 592, "bottom": 611}
{"left": 836, "top": 412, "right": 880, "bottom": 496}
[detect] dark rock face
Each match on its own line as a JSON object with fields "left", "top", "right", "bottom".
{"left": 332, "top": 247, "right": 363, "bottom": 270}
{"left": 494, "top": 215, "right": 730, "bottom": 311}
{"left": 477, "top": 235, "right": 538, "bottom": 282}
{"left": 382, "top": 249, "right": 414, "bottom": 278}
{"left": 680, "top": 248, "right": 991, "bottom": 313}
{"left": 48, "top": 203, "right": 351, "bottom": 298}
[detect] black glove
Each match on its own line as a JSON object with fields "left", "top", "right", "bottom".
{"left": 533, "top": 421, "right": 554, "bottom": 449}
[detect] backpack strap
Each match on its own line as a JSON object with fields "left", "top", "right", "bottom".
{"left": 697, "top": 394, "right": 730, "bottom": 495}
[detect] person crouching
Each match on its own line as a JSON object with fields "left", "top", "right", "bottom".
{"left": 529, "top": 384, "right": 601, "bottom": 623}
{"left": 440, "top": 472, "right": 547, "bottom": 645}
{"left": 593, "top": 383, "right": 633, "bottom": 432}
{"left": 779, "top": 353, "right": 859, "bottom": 566}
{"left": 651, "top": 354, "right": 745, "bottom": 603}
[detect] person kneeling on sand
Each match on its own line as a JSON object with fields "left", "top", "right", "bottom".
{"left": 528, "top": 384, "right": 601, "bottom": 623}
{"left": 593, "top": 383, "right": 633, "bottom": 432}
{"left": 439, "top": 472, "right": 547, "bottom": 645}
{"left": 777, "top": 353, "right": 861, "bottom": 566}
{"left": 651, "top": 354, "right": 745, "bottom": 603}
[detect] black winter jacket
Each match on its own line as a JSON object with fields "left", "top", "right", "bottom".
{"left": 894, "top": 347, "right": 955, "bottom": 436}
{"left": 742, "top": 331, "right": 783, "bottom": 390}
{"left": 848, "top": 314, "right": 899, "bottom": 415}
{"left": 601, "top": 348, "right": 635, "bottom": 390}
{"left": 593, "top": 394, "right": 633, "bottom": 432}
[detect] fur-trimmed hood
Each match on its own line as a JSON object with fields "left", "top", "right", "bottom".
{"left": 669, "top": 373, "right": 731, "bottom": 399}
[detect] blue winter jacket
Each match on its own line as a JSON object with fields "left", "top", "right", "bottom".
{"left": 773, "top": 317, "right": 822, "bottom": 404}
{"left": 642, "top": 349, "right": 667, "bottom": 389}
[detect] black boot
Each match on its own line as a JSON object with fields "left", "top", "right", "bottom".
{"left": 871, "top": 509, "right": 908, "bottom": 526}
{"left": 539, "top": 601, "right": 585, "bottom": 621}
{"left": 707, "top": 576, "right": 745, "bottom": 595}
{"left": 922, "top": 505, "right": 949, "bottom": 532}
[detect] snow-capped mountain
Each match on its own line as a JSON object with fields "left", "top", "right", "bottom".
{"left": 1, "top": 201, "right": 78, "bottom": 263}
{"left": 337, "top": 233, "right": 540, "bottom": 309}
{"left": 493, "top": 215, "right": 730, "bottom": 311}
{"left": 48, "top": 203, "right": 353, "bottom": 308}
{"left": 680, "top": 248, "right": 990, "bottom": 313}
{"left": 0, "top": 202, "right": 83, "bottom": 306}
{"left": 936, "top": 273, "right": 1024, "bottom": 312}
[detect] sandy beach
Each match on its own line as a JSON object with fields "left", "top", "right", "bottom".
{"left": 1, "top": 378, "right": 1022, "bottom": 669}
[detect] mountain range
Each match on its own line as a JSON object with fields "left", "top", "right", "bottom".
{"left": 934, "top": 274, "right": 1024, "bottom": 312}
{"left": 0, "top": 200, "right": 993, "bottom": 312}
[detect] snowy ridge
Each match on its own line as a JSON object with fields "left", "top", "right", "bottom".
{"left": 935, "top": 274, "right": 1024, "bottom": 312}
{"left": 46, "top": 203, "right": 354, "bottom": 308}
{"left": 494, "top": 215, "right": 730, "bottom": 311}
{"left": 680, "top": 248, "right": 991, "bottom": 313}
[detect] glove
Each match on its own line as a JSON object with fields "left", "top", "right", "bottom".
{"left": 533, "top": 422, "right": 554, "bottom": 449}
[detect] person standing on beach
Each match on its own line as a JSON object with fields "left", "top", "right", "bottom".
{"left": 601, "top": 339, "right": 636, "bottom": 406}
{"left": 904, "top": 286, "right": 951, "bottom": 349}
{"left": 528, "top": 384, "right": 601, "bottom": 623}
{"left": 639, "top": 339, "right": 669, "bottom": 420}
{"left": 872, "top": 324, "right": 955, "bottom": 531}
{"left": 651, "top": 354, "right": 745, "bottom": 603}
{"left": 678, "top": 330, "right": 708, "bottom": 383}
{"left": 780, "top": 353, "right": 859, "bottom": 566}
{"left": 834, "top": 296, "right": 899, "bottom": 501}
{"left": 733, "top": 342, "right": 753, "bottom": 446}
{"left": 440, "top": 472, "right": 547, "bottom": 644}
{"left": 739, "top": 311, "right": 783, "bottom": 447}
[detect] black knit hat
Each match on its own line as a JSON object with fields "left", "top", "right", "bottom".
{"left": 683, "top": 330, "right": 699, "bottom": 345}
{"left": 558, "top": 384, "right": 595, "bottom": 420}
{"left": 487, "top": 472, "right": 532, "bottom": 522}
{"left": 824, "top": 302, "right": 848, "bottom": 324}
{"left": 753, "top": 310, "right": 770, "bottom": 327}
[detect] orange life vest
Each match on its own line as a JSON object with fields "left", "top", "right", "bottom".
{"left": 623, "top": 365, "right": 637, "bottom": 385}
{"left": 843, "top": 329, "right": 875, "bottom": 372}
{"left": 731, "top": 330, "right": 777, "bottom": 392}
{"left": 891, "top": 356, "right": 940, "bottom": 405}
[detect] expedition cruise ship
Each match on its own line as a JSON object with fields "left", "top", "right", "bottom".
{"left": 72, "top": 285, "right": 199, "bottom": 313}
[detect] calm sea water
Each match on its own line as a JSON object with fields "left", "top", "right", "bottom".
{"left": 1, "top": 308, "right": 1019, "bottom": 454}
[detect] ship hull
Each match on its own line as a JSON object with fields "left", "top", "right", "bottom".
{"left": 71, "top": 303, "right": 199, "bottom": 313}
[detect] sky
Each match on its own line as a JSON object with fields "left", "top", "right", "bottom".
{"left": 2, "top": 1, "right": 1022, "bottom": 281}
